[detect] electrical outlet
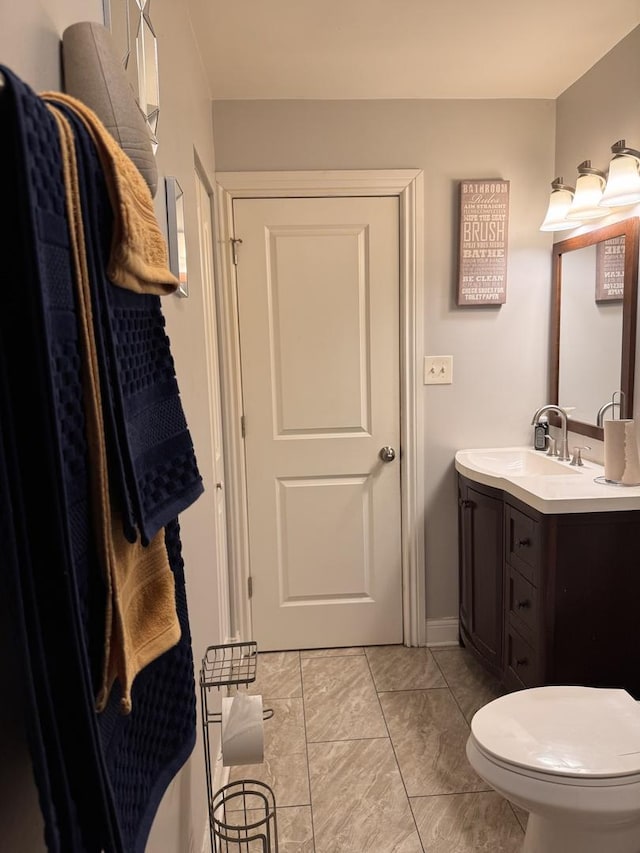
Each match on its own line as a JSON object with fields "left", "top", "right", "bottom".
{"left": 424, "top": 355, "right": 453, "bottom": 385}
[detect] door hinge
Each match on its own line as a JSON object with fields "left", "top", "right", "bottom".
{"left": 247, "top": 576, "right": 253, "bottom": 599}
{"left": 241, "top": 414, "right": 246, "bottom": 437}
{"left": 231, "top": 237, "right": 243, "bottom": 266}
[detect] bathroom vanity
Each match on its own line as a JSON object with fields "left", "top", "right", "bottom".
{"left": 455, "top": 448, "right": 640, "bottom": 698}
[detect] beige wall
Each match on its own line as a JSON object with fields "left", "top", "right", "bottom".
{"left": 145, "top": 3, "right": 225, "bottom": 850}
{"left": 556, "top": 27, "right": 640, "bottom": 193}
{"left": 0, "top": 0, "right": 97, "bottom": 89}
{"left": 555, "top": 25, "right": 640, "bottom": 462}
{"left": 212, "top": 97, "right": 556, "bottom": 621}
{"left": 0, "top": 2, "right": 223, "bottom": 851}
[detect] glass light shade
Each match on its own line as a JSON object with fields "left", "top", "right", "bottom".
{"left": 600, "top": 153, "right": 640, "bottom": 207}
{"left": 540, "top": 183, "right": 578, "bottom": 231}
{"left": 566, "top": 171, "right": 607, "bottom": 220}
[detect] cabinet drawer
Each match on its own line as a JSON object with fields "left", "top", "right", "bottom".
{"left": 505, "top": 628, "right": 539, "bottom": 689}
{"left": 506, "top": 568, "right": 538, "bottom": 640}
{"left": 506, "top": 506, "right": 541, "bottom": 584}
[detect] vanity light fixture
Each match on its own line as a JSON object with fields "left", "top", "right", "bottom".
{"left": 599, "top": 140, "right": 640, "bottom": 207}
{"left": 566, "top": 161, "right": 607, "bottom": 220}
{"left": 540, "top": 178, "right": 579, "bottom": 231}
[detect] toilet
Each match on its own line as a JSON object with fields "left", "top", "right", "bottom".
{"left": 466, "top": 686, "right": 640, "bottom": 853}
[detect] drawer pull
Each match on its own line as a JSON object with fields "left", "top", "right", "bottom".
{"left": 459, "top": 498, "right": 473, "bottom": 509}
{"left": 516, "top": 599, "right": 531, "bottom": 609}
{"left": 515, "top": 657, "right": 528, "bottom": 667}
{"left": 517, "top": 538, "right": 531, "bottom": 548}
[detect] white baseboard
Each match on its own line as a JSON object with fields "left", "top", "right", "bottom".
{"left": 425, "top": 617, "right": 460, "bottom": 647}
{"left": 201, "top": 748, "right": 230, "bottom": 853}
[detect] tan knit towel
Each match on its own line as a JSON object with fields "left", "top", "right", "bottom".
{"left": 48, "top": 104, "right": 181, "bottom": 714}
{"left": 100, "top": 516, "right": 181, "bottom": 714}
{"left": 43, "top": 91, "right": 179, "bottom": 296}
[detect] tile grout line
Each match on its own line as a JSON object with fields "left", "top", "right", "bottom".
{"left": 363, "top": 647, "right": 426, "bottom": 853}
{"left": 371, "top": 650, "right": 494, "bottom": 811}
{"left": 407, "top": 787, "right": 493, "bottom": 800}
{"left": 430, "top": 650, "right": 524, "bottom": 831}
{"left": 256, "top": 652, "right": 317, "bottom": 846}
{"left": 299, "top": 652, "right": 318, "bottom": 853}
{"left": 430, "top": 647, "right": 473, "bottom": 728}
{"left": 306, "top": 735, "right": 395, "bottom": 745}
{"left": 376, "top": 685, "right": 450, "bottom": 695}
{"left": 506, "top": 801, "right": 527, "bottom": 836}
{"left": 429, "top": 647, "right": 495, "bottom": 798}
{"left": 299, "top": 650, "right": 366, "bottom": 660}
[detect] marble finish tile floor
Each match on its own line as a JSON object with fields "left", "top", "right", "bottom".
{"left": 226, "top": 645, "right": 525, "bottom": 852}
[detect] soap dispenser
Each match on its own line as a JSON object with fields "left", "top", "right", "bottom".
{"left": 533, "top": 417, "right": 549, "bottom": 451}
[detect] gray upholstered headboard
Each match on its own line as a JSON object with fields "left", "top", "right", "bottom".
{"left": 61, "top": 22, "right": 158, "bottom": 197}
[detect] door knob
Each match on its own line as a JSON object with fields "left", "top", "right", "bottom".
{"left": 379, "top": 446, "right": 396, "bottom": 463}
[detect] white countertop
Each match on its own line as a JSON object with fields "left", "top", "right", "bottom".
{"left": 454, "top": 446, "right": 640, "bottom": 514}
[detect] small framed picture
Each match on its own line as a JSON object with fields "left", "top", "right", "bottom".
{"left": 457, "top": 178, "right": 509, "bottom": 306}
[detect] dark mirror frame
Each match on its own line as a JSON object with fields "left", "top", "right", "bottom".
{"left": 550, "top": 217, "right": 640, "bottom": 441}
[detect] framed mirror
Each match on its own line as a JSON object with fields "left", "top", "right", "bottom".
{"left": 550, "top": 217, "right": 639, "bottom": 440}
{"left": 166, "top": 177, "right": 188, "bottom": 297}
{"left": 105, "top": 0, "right": 160, "bottom": 151}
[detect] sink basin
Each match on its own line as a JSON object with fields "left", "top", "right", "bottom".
{"left": 455, "top": 446, "right": 640, "bottom": 514}
{"left": 459, "top": 448, "right": 581, "bottom": 478}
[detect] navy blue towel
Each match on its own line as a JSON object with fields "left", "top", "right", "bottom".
{"left": 0, "top": 66, "right": 199, "bottom": 852}
{"left": 45, "top": 97, "right": 204, "bottom": 547}
{"left": 0, "top": 65, "right": 124, "bottom": 852}
{"left": 48, "top": 98, "right": 199, "bottom": 851}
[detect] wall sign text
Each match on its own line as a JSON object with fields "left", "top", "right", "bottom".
{"left": 457, "top": 179, "right": 510, "bottom": 306}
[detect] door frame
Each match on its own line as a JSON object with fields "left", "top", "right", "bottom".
{"left": 194, "top": 161, "right": 232, "bottom": 645}
{"left": 214, "top": 169, "right": 425, "bottom": 647}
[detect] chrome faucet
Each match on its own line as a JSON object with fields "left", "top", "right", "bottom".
{"left": 531, "top": 405, "right": 570, "bottom": 461}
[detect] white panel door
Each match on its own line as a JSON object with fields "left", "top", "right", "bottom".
{"left": 234, "top": 196, "right": 401, "bottom": 650}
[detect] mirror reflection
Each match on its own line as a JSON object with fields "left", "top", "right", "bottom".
{"left": 558, "top": 241, "right": 623, "bottom": 425}
{"left": 551, "top": 217, "right": 639, "bottom": 440}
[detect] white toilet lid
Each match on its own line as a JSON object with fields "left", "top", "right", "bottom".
{"left": 471, "top": 686, "right": 640, "bottom": 778}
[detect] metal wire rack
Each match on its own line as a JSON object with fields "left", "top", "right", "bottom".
{"left": 201, "top": 641, "right": 259, "bottom": 689}
{"left": 200, "top": 642, "right": 277, "bottom": 852}
{"left": 199, "top": 641, "right": 273, "bottom": 724}
{"left": 211, "top": 779, "right": 278, "bottom": 852}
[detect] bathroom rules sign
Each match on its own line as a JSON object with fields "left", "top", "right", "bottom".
{"left": 595, "top": 235, "right": 625, "bottom": 302}
{"left": 457, "top": 179, "right": 510, "bottom": 306}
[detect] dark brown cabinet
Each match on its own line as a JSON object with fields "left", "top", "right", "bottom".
{"left": 458, "top": 473, "right": 640, "bottom": 698}
{"left": 458, "top": 479, "right": 504, "bottom": 677}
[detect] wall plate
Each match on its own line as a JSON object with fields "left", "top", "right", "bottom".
{"left": 424, "top": 355, "right": 453, "bottom": 385}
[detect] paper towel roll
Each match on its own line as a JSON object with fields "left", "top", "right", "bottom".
{"left": 604, "top": 419, "right": 627, "bottom": 482}
{"left": 604, "top": 419, "right": 640, "bottom": 485}
{"left": 221, "top": 693, "right": 264, "bottom": 767}
{"left": 622, "top": 420, "right": 640, "bottom": 485}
